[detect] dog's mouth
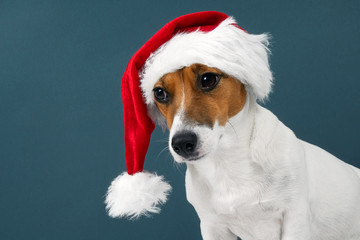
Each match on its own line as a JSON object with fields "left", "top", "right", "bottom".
{"left": 185, "top": 153, "right": 208, "bottom": 162}
{"left": 172, "top": 152, "right": 209, "bottom": 163}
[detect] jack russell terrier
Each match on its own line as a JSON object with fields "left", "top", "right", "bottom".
{"left": 154, "top": 63, "right": 360, "bottom": 240}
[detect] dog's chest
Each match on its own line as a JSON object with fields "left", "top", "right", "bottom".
{"left": 185, "top": 168, "right": 283, "bottom": 240}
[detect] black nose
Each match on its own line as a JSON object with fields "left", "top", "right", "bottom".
{"left": 171, "top": 131, "right": 198, "bottom": 158}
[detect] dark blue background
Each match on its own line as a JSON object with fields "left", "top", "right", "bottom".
{"left": 1, "top": 1, "right": 359, "bottom": 239}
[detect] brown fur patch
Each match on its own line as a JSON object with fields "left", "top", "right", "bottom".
{"left": 153, "top": 64, "right": 247, "bottom": 129}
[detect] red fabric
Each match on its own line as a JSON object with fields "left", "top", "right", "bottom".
{"left": 121, "top": 11, "right": 229, "bottom": 175}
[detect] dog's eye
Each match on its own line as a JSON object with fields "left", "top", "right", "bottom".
{"left": 153, "top": 87, "right": 169, "bottom": 103}
{"left": 199, "top": 73, "right": 220, "bottom": 91}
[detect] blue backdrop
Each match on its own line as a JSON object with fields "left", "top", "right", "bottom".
{"left": 1, "top": 1, "right": 359, "bottom": 239}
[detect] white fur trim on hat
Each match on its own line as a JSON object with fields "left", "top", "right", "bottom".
{"left": 105, "top": 172, "right": 172, "bottom": 219}
{"left": 140, "top": 17, "right": 272, "bottom": 109}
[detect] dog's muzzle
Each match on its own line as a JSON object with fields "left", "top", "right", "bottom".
{"left": 171, "top": 131, "right": 198, "bottom": 159}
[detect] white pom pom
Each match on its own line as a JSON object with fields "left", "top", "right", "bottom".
{"left": 105, "top": 172, "right": 172, "bottom": 219}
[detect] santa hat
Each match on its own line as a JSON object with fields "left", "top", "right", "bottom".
{"left": 105, "top": 11, "right": 272, "bottom": 219}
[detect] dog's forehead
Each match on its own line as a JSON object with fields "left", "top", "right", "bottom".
{"left": 188, "top": 63, "right": 223, "bottom": 75}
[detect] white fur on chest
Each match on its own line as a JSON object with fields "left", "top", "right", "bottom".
{"left": 185, "top": 162, "right": 285, "bottom": 240}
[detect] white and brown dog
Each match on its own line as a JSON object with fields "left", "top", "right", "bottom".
{"left": 107, "top": 13, "right": 360, "bottom": 240}
{"left": 149, "top": 60, "right": 360, "bottom": 239}
{"left": 144, "top": 23, "right": 360, "bottom": 240}
{"left": 153, "top": 63, "right": 360, "bottom": 239}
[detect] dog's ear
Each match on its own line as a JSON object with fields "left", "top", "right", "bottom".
{"left": 147, "top": 102, "right": 168, "bottom": 131}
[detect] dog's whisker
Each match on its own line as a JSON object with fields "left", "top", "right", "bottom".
{"left": 154, "top": 137, "right": 170, "bottom": 143}
{"left": 157, "top": 146, "right": 169, "bottom": 159}
{"left": 172, "top": 160, "right": 186, "bottom": 176}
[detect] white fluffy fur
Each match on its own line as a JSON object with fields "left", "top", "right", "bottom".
{"left": 105, "top": 172, "right": 171, "bottom": 219}
{"left": 140, "top": 17, "right": 272, "bottom": 125}
{"left": 168, "top": 94, "right": 360, "bottom": 239}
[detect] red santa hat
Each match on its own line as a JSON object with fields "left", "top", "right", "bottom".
{"left": 105, "top": 11, "right": 272, "bottom": 219}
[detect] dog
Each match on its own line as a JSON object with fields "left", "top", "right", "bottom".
{"left": 105, "top": 12, "right": 360, "bottom": 239}
{"left": 151, "top": 63, "right": 360, "bottom": 239}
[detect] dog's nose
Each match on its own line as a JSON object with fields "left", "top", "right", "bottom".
{"left": 171, "top": 131, "right": 198, "bottom": 158}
